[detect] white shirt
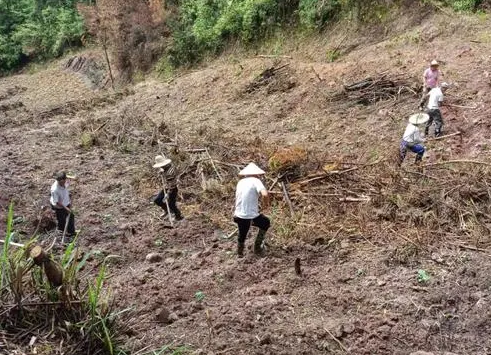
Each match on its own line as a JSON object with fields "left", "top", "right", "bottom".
{"left": 234, "top": 177, "right": 266, "bottom": 219}
{"left": 402, "top": 123, "right": 424, "bottom": 144}
{"left": 427, "top": 87, "right": 444, "bottom": 110}
{"left": 50, "top": 181, "right": 70, "bottom": 207}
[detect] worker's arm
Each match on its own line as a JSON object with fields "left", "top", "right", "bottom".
{"left": 419, "top": 93, "right": 429, "bottom": 110}
{"left": 260, "top": 189, "right": 270, "bottom": 210}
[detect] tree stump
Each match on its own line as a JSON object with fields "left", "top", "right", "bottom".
{"left": 30, "top": 246, "right": 63, "bottom": 287}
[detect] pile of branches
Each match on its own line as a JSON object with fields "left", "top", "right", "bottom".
{"left": 75, "top": 102, "right": 170, "bottom": 152}
{"left": 243, "top": 64, "right": 296, "bottom": 95}
{"left": 145, "top": 127, "right": 491, "bottom": 253}
{"left": 330, "top": 72, "right": 418, "bottom": 106}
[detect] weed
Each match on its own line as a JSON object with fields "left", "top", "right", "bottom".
{"left": 0, "top": 202, "right": 14, "bottom": 291}
{"left": 195, "top": 290, "right": 205, "bottom": 302}
{"left": 80, "top": 131, "right": 97, "bottom": 149}
{"left": 417, "top": 269, "right": 430, "bottom": 283}
{"left": 326, "top": 48, "right": 341, "bottom": 62}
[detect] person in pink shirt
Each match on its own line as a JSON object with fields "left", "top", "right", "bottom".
{"left": 423, "top": 60, "right": 442, "bottom": 93}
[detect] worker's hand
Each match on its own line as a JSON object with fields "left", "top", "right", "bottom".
{"left": 65, "top": 207, "right": 71, "bottom": 214}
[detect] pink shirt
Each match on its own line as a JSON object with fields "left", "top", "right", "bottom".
{"left": 424, "top": 68, "right": 441, "bottom": 88}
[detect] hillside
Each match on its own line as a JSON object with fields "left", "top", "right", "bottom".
{"left": 2, "top": 7, "right": 491, "bottom": 355}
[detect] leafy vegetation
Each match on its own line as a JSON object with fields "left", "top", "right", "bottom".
{"left": 162, "top": 0, "right": 486, "bottom": 70}
{"left": 0, "top": 0, "right": 486, "bottom": 76}
{"left": 0, "top": 0, "right": 88, "bottom": 73}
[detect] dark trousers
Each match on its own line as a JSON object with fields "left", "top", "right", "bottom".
{"left": 51, "top": 204, "right": 75, "bottom": 236}
{"left": 234, "top": 214, "right": 270, "bottom": 244}
{"left": 425, "top": 109, "right": 443, "bottom": 136}
{"left": 154, "top": 187, "right": 182, "bottom": 218}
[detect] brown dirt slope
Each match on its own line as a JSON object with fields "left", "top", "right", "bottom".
{"left": 2, "top": 9, "right": 491, "bottom": 355}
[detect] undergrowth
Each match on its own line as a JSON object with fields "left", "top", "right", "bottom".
{"left": 0, "top": 202, "right": 128, "bottom": 355}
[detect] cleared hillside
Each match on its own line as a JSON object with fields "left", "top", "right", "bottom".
{"left": 2, "top": 7, "right": 491, "bottom": 355}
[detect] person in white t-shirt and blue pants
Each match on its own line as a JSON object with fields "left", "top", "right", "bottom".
{"left": 234, "top": 163, "right": 270, "bottom": 257}
{"left": 399, "top": 113, "right": 429, "bottom": 166}
{"left": 420, "top": 82, "right": 449, "bottom": 137}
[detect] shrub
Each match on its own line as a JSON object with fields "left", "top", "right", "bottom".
{"left": 0, "top": 0, "right": 86, "bottom": 73}
{"left": 298, "top": 0, "right": 342, "bottom": 29}
{"left": 166, "top": 0, "right": 294, "bottom": 67}
{"left": 447, "top": 0, "right": 482, "bottom": 11}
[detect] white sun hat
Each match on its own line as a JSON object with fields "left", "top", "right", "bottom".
{"left": 409, "top": 113, "right": 430, "bottom": 125}
{"left": 440, "top": 82, "right": 449, "bottom": 88}
{"left": 153, "top": 155, "right": 172, "bottom": 168}
{"left": 430, "top": 60, "right": 439, "bottom": 66}
{"left": 239, "top": 162, "right": 266, "bottom": 176}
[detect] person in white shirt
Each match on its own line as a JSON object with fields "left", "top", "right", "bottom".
{"left": 420, "top": 82, "right": 449, "bottom": 137}
{"left": 50, "top": 171, "right": 76, "bottom": 237}
{"left": 398, "top": 113, "right": 429, "bottom": 166}
{"left": 234, "top": 162, "right": 270, "bottom": 257}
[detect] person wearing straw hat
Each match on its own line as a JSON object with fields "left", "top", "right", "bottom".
{"left": 423, "top": 60, "right": 443, "bottom": 94}
{"left": 234, "top": 162, "right": 270, "bottom": 257}
{"left": 152, "top": 155, "right": 183, "bottom": 221}
{"left": 398, "top": 113, "right": 429, "bottom": 166}
{"left": 420, "top": 82, "right": 449, "bottom": 137}
{"left": 50, "top": 171, "right": 76, "bottom": 237}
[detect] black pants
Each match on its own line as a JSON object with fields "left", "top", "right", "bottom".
{"left": 51, "top": 204, "right": 75, "bottom": 236}
{"left": 154, "top": 187, "right": 182, "bottom": 218}
{"left": 234, "top": 214, "right": 270, "bottom": 244}
{"left": 425, "top": 109, "right": 443, "bottom": 136}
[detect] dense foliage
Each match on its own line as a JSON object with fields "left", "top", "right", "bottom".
{"left": 165, "top": 0, "right": 485, "bottom": 68}
{"left": 0, "top": 0, "right": 485, "bottom": 74}
{"left": 0, "top": 0, "right": 88, "bottom": 73}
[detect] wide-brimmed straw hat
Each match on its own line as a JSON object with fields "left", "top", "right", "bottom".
{"left": 430, "top": 60, "right": 439, "bottom": 66}
{"left": 153, "top": 155, "right": 172, "bottom": 168}
{"left": 239, "top": 162, "right": 265, "bottom": 176}
{"left": 409, "top": 113, "right": 429, "bottom": 125}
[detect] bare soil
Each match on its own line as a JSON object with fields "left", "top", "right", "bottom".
{"left": 2, "top": 10, "right": 491, "bottom": 355}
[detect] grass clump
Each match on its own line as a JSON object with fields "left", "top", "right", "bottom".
{"left": 0, "top": 202, "right": 128, "bottom": 355}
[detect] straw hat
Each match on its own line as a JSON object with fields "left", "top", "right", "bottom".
{"left": 239, "top": 162, "right": 265, "bottom": 176}
{"left": 409, "top": 113, "right": 429, "bottom": 125}
{"left": 153, "top": 155, "right": 172, "bottom": 168}
{"left": 430, "top": 60, "right": 439, "bottom": 66}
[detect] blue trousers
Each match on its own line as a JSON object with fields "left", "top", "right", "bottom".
{"left": 399, "top": 141, "right": 425, "bottom": 164}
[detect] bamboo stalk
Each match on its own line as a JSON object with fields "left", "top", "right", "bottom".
{"left": 426, "top": 132, "right": 462, "bottom": 141}
{"left": 0, "top": 239, "right": 24, "bottom": 248}
{"left": 423, "top": 160, "right": 491, "bottom": 168}
{"left": 206, "top": 148, "right": 223, "bottom": 182}
{"left": 280, "top": 181, "right": 295, "bottom": 215}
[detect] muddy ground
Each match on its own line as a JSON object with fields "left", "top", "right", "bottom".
{"left": 2, "top": 10, "right": 491, "bottom": 355}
